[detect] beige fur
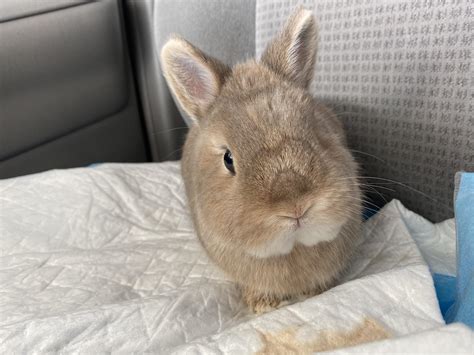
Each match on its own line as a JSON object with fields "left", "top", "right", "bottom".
{"left": 160, "top": 8, "right": 362, "bottom": 312}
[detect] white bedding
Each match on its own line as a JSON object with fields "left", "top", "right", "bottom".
{"left": 0, "top": 162, "right": 472, "bottom": 353}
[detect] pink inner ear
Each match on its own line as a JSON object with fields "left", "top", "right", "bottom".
{"left": 174, "top": 55, "right": 215, "bottom": 104}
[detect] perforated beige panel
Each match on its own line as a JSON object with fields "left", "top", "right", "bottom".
{"left": 256, "top": 0, "right": 473, "bottom": 221}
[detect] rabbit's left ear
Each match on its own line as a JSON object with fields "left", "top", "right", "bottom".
{"left": 261, "top": 8, "right": 317, "bottom": 88}
{"left": 160, "top": 37, "right": 230, "bottom": 123}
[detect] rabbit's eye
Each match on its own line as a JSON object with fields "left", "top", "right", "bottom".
{"left": 224, "top": 149, "right": 235, "bottom": 174}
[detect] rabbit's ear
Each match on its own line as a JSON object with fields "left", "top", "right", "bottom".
{"left": 261, "top": 8, "right": 317, "bottom": 88}
{"left": 161, "top": 37, "right": 230, "bottom": 122}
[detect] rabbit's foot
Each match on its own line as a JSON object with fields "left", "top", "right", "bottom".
{"left": 243, "top": 289, "right": 286, "bottom": 314}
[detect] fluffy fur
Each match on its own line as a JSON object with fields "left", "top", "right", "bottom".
{"left": 160, "top": 8, "right": 362, "bottom": 313}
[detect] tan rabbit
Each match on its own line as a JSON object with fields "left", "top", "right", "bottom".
{"left": 160, "top": 8, "right": 362, "bottom": 313}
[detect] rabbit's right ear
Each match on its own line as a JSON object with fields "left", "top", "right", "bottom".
{"left": 261, "top": 8, "right": 317, "bottom": 88}
{"left": 160, "top": 37, "right": 230, "bottom": 123}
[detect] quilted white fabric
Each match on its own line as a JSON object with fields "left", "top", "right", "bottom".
{"left": 0, "top": 162, "right": 472, "bottom": 353}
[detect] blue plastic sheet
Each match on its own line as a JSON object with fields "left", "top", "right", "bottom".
{"left": 445, "top": 172, "right": 474, "bottom": 328}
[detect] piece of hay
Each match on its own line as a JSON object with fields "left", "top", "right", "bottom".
{"left": 256, "top": 318, "right": 390, "bottom": 354}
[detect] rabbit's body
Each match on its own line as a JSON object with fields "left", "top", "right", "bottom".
{"left": 162, "top": 8, "right": 362, "bottom": 312}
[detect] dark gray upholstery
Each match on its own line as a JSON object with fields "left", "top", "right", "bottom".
{"left": 0, "top": 95, "right": 146, "bottom": 178}
{"left": 0, "top": 0, "right": 89, "bottom": 22}
{"left": 0, "top": 0, "right": 148, "bottom": 178}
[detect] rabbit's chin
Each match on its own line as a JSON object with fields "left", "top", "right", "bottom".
{"left": 247, "top": 220, "right": 346, "bottom": 259}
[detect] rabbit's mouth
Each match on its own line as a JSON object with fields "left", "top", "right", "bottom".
{"left": 278, "top": 216, "right": 304, "bottom": 231}
{"left": 294, "top": 221, "right": 345, "bottom": 247}
{"left": 246, "top": 219, "right": 346, "bottom": 259}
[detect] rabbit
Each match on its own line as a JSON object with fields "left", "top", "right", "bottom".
{"left": 160, "top": 7, "right": 362, "bottom": 313}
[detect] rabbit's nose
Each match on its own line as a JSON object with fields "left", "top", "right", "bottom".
{"left": 269, "top": 169, "right": 312, "bottom": 204}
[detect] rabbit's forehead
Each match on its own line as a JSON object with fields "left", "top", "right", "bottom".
{"left": 210, "top": 87, "right": 316, "bottom": 152}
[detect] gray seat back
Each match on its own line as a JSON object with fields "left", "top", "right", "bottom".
{"left": 0, "top": 0, "right": 148, "bottom": 178}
